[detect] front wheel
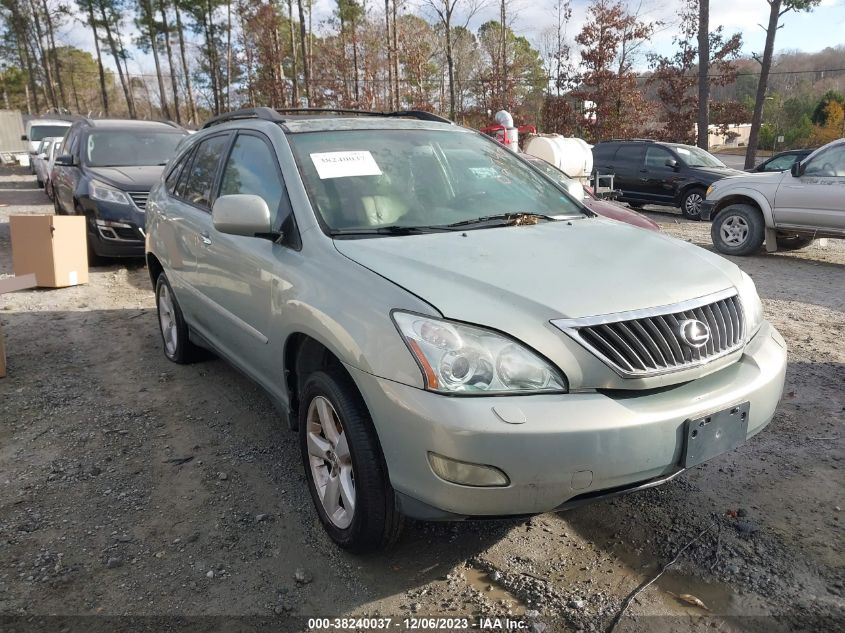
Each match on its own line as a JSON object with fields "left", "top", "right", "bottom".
{"left": 680, "top": 188, "right": 706, "bottom": 220}
{"left": 711, "top": 204, "right": 765, "bottom": 256}
{"left": 299, "top": 369, "right": 402, "bottom": 552}
{"left": 155, "top": 274, "right": 200, "bottom": 363}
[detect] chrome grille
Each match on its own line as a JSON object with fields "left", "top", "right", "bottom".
{"left": 551, "top": 289, "right": 745, "bottom": 377}
{"left": 128, "top": 191, "right": 149, "bottom": 210}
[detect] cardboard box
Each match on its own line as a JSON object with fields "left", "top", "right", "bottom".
{"left": 0, "top": 273, "right": 37, "bottom": 378}
{"left": 10, "top": 215, "right": 88, "bottom": 287}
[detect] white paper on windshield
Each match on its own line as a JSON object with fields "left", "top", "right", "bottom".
{"left": 310, "top": 151, "right": 383, "bottom": 179}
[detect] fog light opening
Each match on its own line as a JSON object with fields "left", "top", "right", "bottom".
{"left": 427, "top": 452, "right": 509, "bottom": 487}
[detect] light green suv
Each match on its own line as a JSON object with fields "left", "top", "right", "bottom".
{"left": 145, "top": 108, "right": 787, "bottom": 552}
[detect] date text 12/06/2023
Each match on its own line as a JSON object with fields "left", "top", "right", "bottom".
{"left": 307, "top": 616, "right": 531, "bottom": 630}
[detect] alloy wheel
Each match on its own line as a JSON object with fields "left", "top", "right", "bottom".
{"left": 306, "top": 396, "right": 356, "bottom": 529}
{"left": 720, "top": 215, "right": 749, "bottom": 246}
{"left": 157, "top": 284, "right": 178, "bottom": 356}
{"left": 685, "top": 193, "right": 703, "bottom": 217}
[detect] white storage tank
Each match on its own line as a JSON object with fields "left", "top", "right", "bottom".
{"left": 523, "top": 135, "right": 593, "bottom": 179}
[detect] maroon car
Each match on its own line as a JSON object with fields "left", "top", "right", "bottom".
{"left": 524, "top": 155, "right": 660, "bottom": 232}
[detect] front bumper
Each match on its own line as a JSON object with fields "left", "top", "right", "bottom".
{"left": 700, "top": 199, "right": 716, "bottom": 221}
{"left": 350, "top": 321, "right": 787, "bottom": 519}
{"left": 79, "top": 197, "right": 146, "bottom": 258}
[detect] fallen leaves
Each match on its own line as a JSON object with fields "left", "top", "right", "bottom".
{"left": 667, "top": 591, "right": 710, "bottom": 611}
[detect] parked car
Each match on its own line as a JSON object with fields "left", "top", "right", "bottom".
{"left": 146, "top": 108, "right": 786, "bottom": 552}
{"left": 52, "top": 118, "right": 188, "bottom": 259}
{"left": 21, "top": 118, "right": 72, "bottom": 172}
{"left": 748, "top": 149, "right": 814, "bottom": 173}
{"left": 523, "top": 155, "right": 661, "bottom": 231}
{"left": 702, "top": 137, "right": 845, "bottom": 255}
{"left": 592, "top": 139, "right": 745, "bottom": 219}
{"left": 32, "top": 136, "right": 62, "bottom": 188}
{"left": 44, "top": 137, "right": 63, "bottom": 201}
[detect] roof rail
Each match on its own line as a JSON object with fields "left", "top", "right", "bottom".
{"left": 201, "top": 107, "right": 455, "bottom": 129}
{"left": 604, "top": 138, "right": 656, "bottom": 143}
{"left": 276, "top": 108, "right": 453, "bottom": 124}
{"left": 201, "top": 107, "right": 283, "bottom": 129}
{"left": 384, "top": 110, "right": 453, "bottom": 124}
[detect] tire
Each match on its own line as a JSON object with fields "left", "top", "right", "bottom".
{"left": 299, "top": 369, "right": 403, "bottom": 553}
{"left": 155, "top": 273, "right": 200, "bottom": 363}
{"left": 36, "top": 178, "right": 44, "bottom": 189}
{"left": 775, "top": 233, "right": 815, "bottom": 251}
{"left": 45, "top": 181, "right": 53, "bottom": 201}
{"left": 711, "top": 204, "right": 765, "bottom": 256}
{"left": 53, "top": 193, "right": 64, "bottom": 215}
{"left": 680, "top": 188, "right": 706, "bottom": 220}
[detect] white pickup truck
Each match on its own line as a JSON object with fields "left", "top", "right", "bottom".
{"left": 701, "top": 138, "right": 845, "bottom": 255}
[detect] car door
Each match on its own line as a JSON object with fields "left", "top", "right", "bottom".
{"left": 611, "top": 143, "right": 646, "bottom": 201}
{"left": 773, "top": 143, "right": 845, "bottom": 233}
{"left": 163, "top": 132, "right": 233, "bottom": 323}
{"left": 192, "top": 131, "right": 295, "bottom": 384}
{"left": 642, "top": 145, "right": 680, "bottom": 203}
{"left": 55, "top": 130, "right": 81, "bottom": 213}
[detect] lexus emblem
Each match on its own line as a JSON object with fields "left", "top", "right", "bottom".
{"left": 678, "top": 319, "right": 711, "bottom": 348}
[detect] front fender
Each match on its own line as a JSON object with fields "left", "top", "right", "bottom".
{"left": 712, "top": 187, "right": 775, "bottom": 227}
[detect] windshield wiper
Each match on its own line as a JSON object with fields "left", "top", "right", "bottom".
{"left": 329, "top": 225, "right": 452, "bottom": 237}
{"left": 443, "top": 212, "right": 562, "bottom": 229}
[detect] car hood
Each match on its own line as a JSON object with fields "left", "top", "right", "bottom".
{"left": 88, "top": 166, "right": 164, "bottom": 190}
{"left": 582, "top": 198, "right": 660, "bottom": 231}
{"left": 334, "top": 218, "right": 742, "bottom": 324}
{"left": 711, "top": 170, "right": 785, "bottom": 189}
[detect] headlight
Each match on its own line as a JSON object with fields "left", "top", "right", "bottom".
{"left": 392, "top": 312, "right": 567, "bottom": 394}
{"left": 90, "top": 180, "right": 131, "bottom": 205}
{"left": 736, "top": 271, "right": 764, "bottom": 340}
{"left": 706, "top": 185, "right": 714, "bottom": 197}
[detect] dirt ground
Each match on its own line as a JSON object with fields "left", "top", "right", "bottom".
{"left": 0, "top": 166, "right": 842, "bottom": 633}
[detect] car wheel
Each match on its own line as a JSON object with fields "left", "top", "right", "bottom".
{"left": 53, "top": 194, "right": 64, "bottom": 215}
{"left": 299, "top": 369, "right": 403, "bottom": 552}
{"left": 775, "top": 233, "right": 815, "bottom": 251}
{"left": 155, "top": 274, "right": 199, "bottom": 363}
{"left": 45, "top": 181, "right": 53, "bottom": 200}
{"left": 680, "top": 188, "right": 706, "bottom": 220}
{"left": 711, "top": 204, "right": 765, "bottom": 256}
{"left": 36, "top": 178, "right": 43, "bottom": 189}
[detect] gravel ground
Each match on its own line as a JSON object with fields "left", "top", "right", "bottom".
{"left": 1, "top": 167, "right": 843, "bottom": 633}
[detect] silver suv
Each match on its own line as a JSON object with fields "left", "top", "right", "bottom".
{"left": 703, "top": 138, "right": 845, "bottom": 255}
{"left": 146, "top": 108, "right": 787, "bottom": 552}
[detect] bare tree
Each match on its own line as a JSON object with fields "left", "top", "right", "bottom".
{"left": 422, "top": 0, "right": 483, "bottom": 119}
{"left": 744, "top": 0, "right": 821, "bottom": 168}
{"left": 697, "top": 0, "right": 709, "bottom": 148}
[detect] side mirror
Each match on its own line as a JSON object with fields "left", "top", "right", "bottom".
{"left": 790, "top": 161, "right": 803, "bottom": 177}
{"left": 20, "top": 134, "right": 27, "bottom": 141}
{"left": 212, "top": 194, "right": 272, "bottom": 237}
{"left": 664, "top": 158, "right": 679, "bottom": 170}
{"left": 55, "top": 154, "right": 75, "bottom": 167}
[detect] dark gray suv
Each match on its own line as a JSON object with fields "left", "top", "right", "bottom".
{"left": 592, "top": 139, "right": 744, "bottom": 219}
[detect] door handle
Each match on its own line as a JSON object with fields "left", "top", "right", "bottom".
{"left": 200, "top": 232, "right": 212, "bottom": 245}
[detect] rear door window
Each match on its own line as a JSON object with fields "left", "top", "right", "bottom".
{"left": 614, "top": 144, "right": 644, "bottom": 169}
{"left": 179, "top": 134, "right": 231, "bottom": 210}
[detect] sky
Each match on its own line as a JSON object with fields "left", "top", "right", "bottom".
{"left": 58, "top": 0, "right": 845, "bottom": 78}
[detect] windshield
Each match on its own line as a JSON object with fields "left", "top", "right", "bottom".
{"left": 288, "top": 129, "right": 584, "bottom": 233}
{"left": 668, "top": 144, "right": 726, "bottom": 168}
{"left": 30, "top": 125, "right": 70, "bottom": 142}
{"left": 84, "top": 131, "right": 186, "bottom": 167}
